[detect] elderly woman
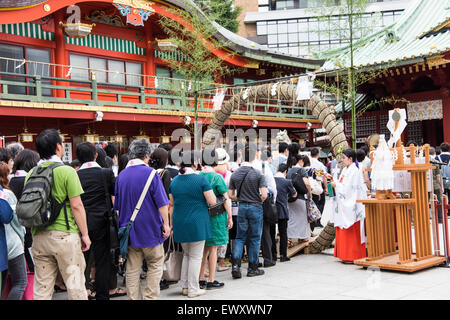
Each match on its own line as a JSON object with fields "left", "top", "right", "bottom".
{"left": 329, "top": 148, "right": 368, "bottom": 263}
{"left": 114, "top": 139, "right": 170, "bottom": 300}
{"left": 169, "top": 151, "right": 216, "bottom": 298}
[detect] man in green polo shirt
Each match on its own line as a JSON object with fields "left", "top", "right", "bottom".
{"left": 27, "top": 129, "right": 91, "bottom": 300}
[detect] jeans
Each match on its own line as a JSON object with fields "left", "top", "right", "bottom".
{"left": 232, "top": 203, "right": 263, "bottom": 265}
{"left": 6, "top": 254, "right": 28, "bottom": 300}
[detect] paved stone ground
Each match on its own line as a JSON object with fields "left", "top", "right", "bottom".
{"left": 52, "top": 199, "right": 450, "bottom": 300}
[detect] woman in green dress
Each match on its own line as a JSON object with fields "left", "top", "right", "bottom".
{"left": 198, "top": 149, "right": 233, "bottom": 290}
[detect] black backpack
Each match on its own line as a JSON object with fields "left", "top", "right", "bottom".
{"left": 16, "top": 163, "right": 70, "bottom": 230}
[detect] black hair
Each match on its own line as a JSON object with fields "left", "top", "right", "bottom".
{"left": 0, "top": 148, "right": 12, "bottom": 164}
{"left": 105, "top": 156, "right": 114, "bottom": 169}
{"left": 230, "top": 143, "right": 244, "bottom": 162}
{"left": 150, "top": 148, "right": 168, "bottom": 170}
{"left": 202, "top": 148, "right": 218, "bottom": 167}
{"left": 300, "top": 154, "right": 310, "bottom": 167}
{"left": 310, "top": 148, "right": 319, "bottom": 157}
{"left": 287, "top": 143, "right": 301, "bottom": 168}
{"left": 158, "top": 143, "right": 173, "bottom": 152}
{"left": 96, "top": 146, "right": 108, "bottom": 168}
{"left": 342, "top": 148, "right": 356, "bottom": 163}
{"left": 360, "top": 145, "right": 369, "bottom": 155}
{"left": 104, "top": 144, "right": 118, "bottom": 159}
{"left": 76, "top": 142, "right": 97, "bottom": 164}
{"left": 179, "top": 151, "right": 197, "bottom": 174}
{"left": 35, "top": 129, "right": 62, "bottom": 159}
{"left": 440, "top": 142, "right": 450, "bottom": 153}
{"left": 168, "top": 148, "right": 180, "bottom": 166}
{"left": 118, "top": 153, "right": 129, "bottom": 174}
{"left": 406, "top": 141, "right": 417, "bottom": 147}
{"left": 278, "top": 163, "right": 288, "bottom": 173}
{"left": 278, "top": 142, "right": 289, "bottom": 154}
{"left": 243, "top": 143, "right": 257, "bottom": 162}
{"left": 356, "top": 149, "right": 366, "bottom": 163}
{"left": 12, "top": 149, "right": 39, "bottom": 173}
{"left": 261, "top": 149, "right": 272, "bottom": 161}
{"left": 69, "top": 159, "right": 81, "bottom": 169}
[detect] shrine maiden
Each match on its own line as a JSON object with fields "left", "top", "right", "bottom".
{"left": 329, "top": 149, "right": 367, "bottom": 263}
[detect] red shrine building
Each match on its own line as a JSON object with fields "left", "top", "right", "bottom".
{"left": 318, "top": 0, "right": 450, "bottom": 148}
{"left": 0, "top": 0, "right": 323, "bottom": 159}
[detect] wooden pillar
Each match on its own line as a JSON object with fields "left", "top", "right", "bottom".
{"left": 53, "top": 10, "right": 67, "bottom": 98}
{"left": 442, "top": 95, "right": 450, "bottom": 143}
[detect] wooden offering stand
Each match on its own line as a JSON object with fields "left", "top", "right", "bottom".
{"left": 354, "top": 144, "right": 446, "bottom": 272}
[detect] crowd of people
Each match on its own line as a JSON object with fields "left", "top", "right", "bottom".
{"left": 0, "top": 128, "right": 448, "bottom": 300}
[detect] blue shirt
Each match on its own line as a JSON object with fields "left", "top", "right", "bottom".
{"left": 0, "top": 185, "right": 14, "bottom": 272}
{"left": 169, "top": 174, "right": 212, "bottom": 243}
{"left": 114, "top": 165, "right": 169, "bottom": 248}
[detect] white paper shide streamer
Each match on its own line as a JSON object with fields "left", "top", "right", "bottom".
{"left": 387, "top": 109, "right": 407, "bottom": 148}
{"left": 296, "top": 75, "right": 312, "bottom": 101}
{"left": 212, "top": 88, "right": 226, "bottom": 111}
{"left": 371, "top": 134, "right": 395, "bottom": 190}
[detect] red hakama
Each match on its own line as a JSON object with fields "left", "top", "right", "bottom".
{"left": 334, "top": 220, "right": 366, "bottom": 262}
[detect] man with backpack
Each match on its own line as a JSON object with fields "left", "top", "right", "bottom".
{"left": 17, "top": 129, "right": 91, "bottom": 300}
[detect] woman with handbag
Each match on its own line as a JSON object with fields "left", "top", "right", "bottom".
{"left": 198, "top": 149, "right": 233, "bottom": 290}
{"left": 287, "top": 155, "right": 312, "bottom": 247}
{"left": 0, "top": 163, "right": 28, "bottom": 300}
{"left": 169, "top": 151, "right": 217, "bottom": 298}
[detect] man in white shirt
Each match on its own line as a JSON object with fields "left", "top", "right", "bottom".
{"left": 271, "top": 142, "right": 289, "bottom": 173}
{"left": 309, "top": 148, "right": 327, "bottom": 230}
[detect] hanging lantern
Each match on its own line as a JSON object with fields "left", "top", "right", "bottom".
{"left": 154, "top": 38, "right": 178, "bottom": 52}
{"left": 59, "top": 21, "right": 95, "bottom": 38}
{"left": 160, "top": 130, "right": 171, "bottom": 144}
{"left": 18, "top": 128, "right": 36, "bottom": 143}
{"left": 82, "top": 129, "right": 100, "bottom": 143}
{"left": 181, "top": 134, "right": 191, "bottom": 144}
{"left": 111, "top": 131, "right": 125, "bottom": 143}
{"left": 134, "top": 130, "right": 151, "bottom": 142}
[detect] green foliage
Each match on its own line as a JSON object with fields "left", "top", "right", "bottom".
{"left": 194, "top": 0, "right": 242, "bottom": 33}
{"left": 157, "top": 1, "right": 236, "bottom": 90}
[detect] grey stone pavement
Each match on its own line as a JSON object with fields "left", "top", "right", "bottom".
{"left": 53, "top": 199, "right": 450, "bottom": 300}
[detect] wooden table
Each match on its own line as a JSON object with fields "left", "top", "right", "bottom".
{"left": 354, "top": 198, "right": 445, "bottom": 272}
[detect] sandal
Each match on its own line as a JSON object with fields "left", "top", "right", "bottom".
{"left": 109, "top": 287, "right": 127, "bottom": 298}
{"left": 288, "top": 239, "right": 295, "bottom": 249}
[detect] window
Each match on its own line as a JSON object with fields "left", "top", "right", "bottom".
{"left": 69, "top": 54, "right": 142, "bottom": 86}
{"left": 0, "top": 43, "right": 51, "bottom": 96}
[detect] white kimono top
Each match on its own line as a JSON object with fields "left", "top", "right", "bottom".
{"left": 330, "top": 162, "right": 368, "bottom": 244}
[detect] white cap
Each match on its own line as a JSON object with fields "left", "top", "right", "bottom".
{"left": 216, "top": 148, "right": 230, "bottom": 165}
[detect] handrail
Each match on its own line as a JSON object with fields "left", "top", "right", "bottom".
{"left": 0, "top": 57, "right": 315, "bottom": 119}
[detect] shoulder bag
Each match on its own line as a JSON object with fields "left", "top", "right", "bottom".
{"left": 101, "top": 169, "right": 119, "bottom": 250}
{"left": 262, "top": 163, "right": 278, "bottom": 224}
{"left": 208, "top": 174, "right": 227, "bottom": 217}
{"left": 118, "top": 169, "right": 157, "bottom": 259}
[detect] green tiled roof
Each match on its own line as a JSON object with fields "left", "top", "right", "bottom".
{"left": 318, "top": 0, "right": 450, "bottom": 71}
